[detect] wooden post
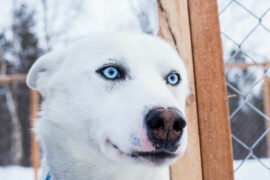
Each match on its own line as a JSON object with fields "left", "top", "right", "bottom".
{"left": 263, "top": 75, "right": 270, "bottom": 158}
{"left": 188, "top": 0, "right": 234, "bottom": 179}
{"left": 158, "top": 0, "right": 234, "bottom": 179}
{"left": 226, "top": 62, "right": 270, "bottom": 70}
{"left": 0, "top": 75, "right": 26, "bottom": 83}
{"left": 30, "top": 90, "right": 40, "bottom": 180}
{"left": 158, "top": 0, "right": 203, "bottom": 180}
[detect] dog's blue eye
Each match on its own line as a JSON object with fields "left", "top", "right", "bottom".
{"left": 166, "top": 72, "right": 181, "bottom": 86}
{"left": 97, "top": 64, "right": 125, "bottom": 81}
{"left": 101, "top": 66, "right": 120, "bottom": 79}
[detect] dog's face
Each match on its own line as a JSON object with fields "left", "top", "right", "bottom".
{"left": 27, "top": 33, "right": 189, "bottom": 167}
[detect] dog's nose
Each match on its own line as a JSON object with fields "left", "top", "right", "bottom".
{"left": 145, "top": 107, "right": 186, "bottom": 151}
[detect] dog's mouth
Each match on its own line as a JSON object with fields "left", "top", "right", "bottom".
{"left": 106, "top": 139, "right": 177, "bottom": 164}
{"left": 130, "top": 151, "right": 176, "bottom": 164}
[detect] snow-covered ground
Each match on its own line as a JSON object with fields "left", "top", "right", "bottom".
{"left": 234, "top": 159, "right": 270, "bottom": 180}
{"left": 0, "top": 166, "right": 41, "bottom": 180}
{"left": 0, "top": 159, "right": 269, "bottom": 180}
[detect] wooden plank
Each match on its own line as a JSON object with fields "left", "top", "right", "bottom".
{"left": 0, "top": 74, "right": 26, "bottom": 83}
{"left": 188, "top": 0, "right": 234, "bottom": 179}
{"left": 226, "top": 62, "right": 270, "bottom": 70}
{"left": 30, "top": 90, "right": 40, "bottom": 180}
{"left": 158, "top": 0, "right": 203, "bottom": 180}
{"left": 263, "top": 75, "right": 270, "bottom": 158}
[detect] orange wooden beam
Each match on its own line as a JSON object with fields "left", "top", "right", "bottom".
{"left": 0, "top": 74, "right": 26, "bottom": 83}
{"left": 30, "top": 90, "right": 40, "bottom": 180}
{"left": 226, "top": 62, "right": 270, "bottom": 70}
{"left": 263, "top": 75, "right": 270, "bottom": 158}
{"left": 158, "top": 0, "right": 203, "bottom": 179}
{"left": 188, "top": 0, "right": 234, "bottom": 179}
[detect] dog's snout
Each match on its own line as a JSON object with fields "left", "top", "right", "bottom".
{"left": 145, "top": 107, "right": 186, "bottom": 151}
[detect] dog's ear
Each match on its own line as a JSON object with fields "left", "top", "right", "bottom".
{"left": 26, "top": 51, "right": 63, "bottom": 93}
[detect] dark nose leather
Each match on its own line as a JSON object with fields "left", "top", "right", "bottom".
{"left": 145, "top": 107, "right": 186, "bottom": 152}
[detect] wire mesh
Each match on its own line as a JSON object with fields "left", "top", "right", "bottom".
{"left": 218, "top": 0, "right": 270, "bottom": 178}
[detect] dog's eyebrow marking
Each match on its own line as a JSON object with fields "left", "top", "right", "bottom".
{"left": 107, "top": 57, "right": 124, "bottom": 63}
{"left": 102, "top": 58, "right": 127, "bottom": 70}
{"left": 130, "top": 134, "right": 141, "bottom": 147}
{"left": 107, "top": 57, "right": 129, "bottom": 69}
{"left": 108, "top": 58, "right": 117, "bottom": 61}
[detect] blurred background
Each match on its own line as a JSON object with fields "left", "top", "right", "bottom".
{"left": 0, "top": 0, "right": 269, "bottom": 179}
{"left": 219, "top": 0, "right": 270, "bottom": 179}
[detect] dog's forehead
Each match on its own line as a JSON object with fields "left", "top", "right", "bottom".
{"left": 69, "top": 33, "right": 183, "bottom": 70}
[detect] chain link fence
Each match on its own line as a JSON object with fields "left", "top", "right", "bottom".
{"left": 218, "top": 0, "right": 270, "bottom": 178}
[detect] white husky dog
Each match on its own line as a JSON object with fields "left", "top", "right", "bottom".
{"left": 26, "top": 32, "right": 189, "bottom": 180}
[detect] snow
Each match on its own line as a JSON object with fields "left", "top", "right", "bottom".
{"left": 218, "top": 0, "right": 270, "bottom": 64}
{"left": 0, "top": 159, "right": 269, "bottom": 180}
{"left": 234, "top": 159, "right": 270, "bottom": 180}
{"left": 0, "top": 166, "right": 41, "bottom": 180}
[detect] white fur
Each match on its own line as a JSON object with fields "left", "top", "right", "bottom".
{"left": 27, "top": 32, "right": 189, "bottom": 180}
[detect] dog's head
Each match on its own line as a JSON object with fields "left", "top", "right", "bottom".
{"left": 27, "top": 33, "right": 189, "bottom": 167}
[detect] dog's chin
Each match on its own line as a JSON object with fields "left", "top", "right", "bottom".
{"left": 104, "top": 139, "right": 181, "bottom": 167}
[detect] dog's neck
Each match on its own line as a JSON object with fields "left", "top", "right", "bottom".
{"left": 40, "top": 130, "right": 170, "bottom": 180}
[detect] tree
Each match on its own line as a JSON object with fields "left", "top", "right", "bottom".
{"left": 0, "top": 3, "right": 41, "bottom": 166}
